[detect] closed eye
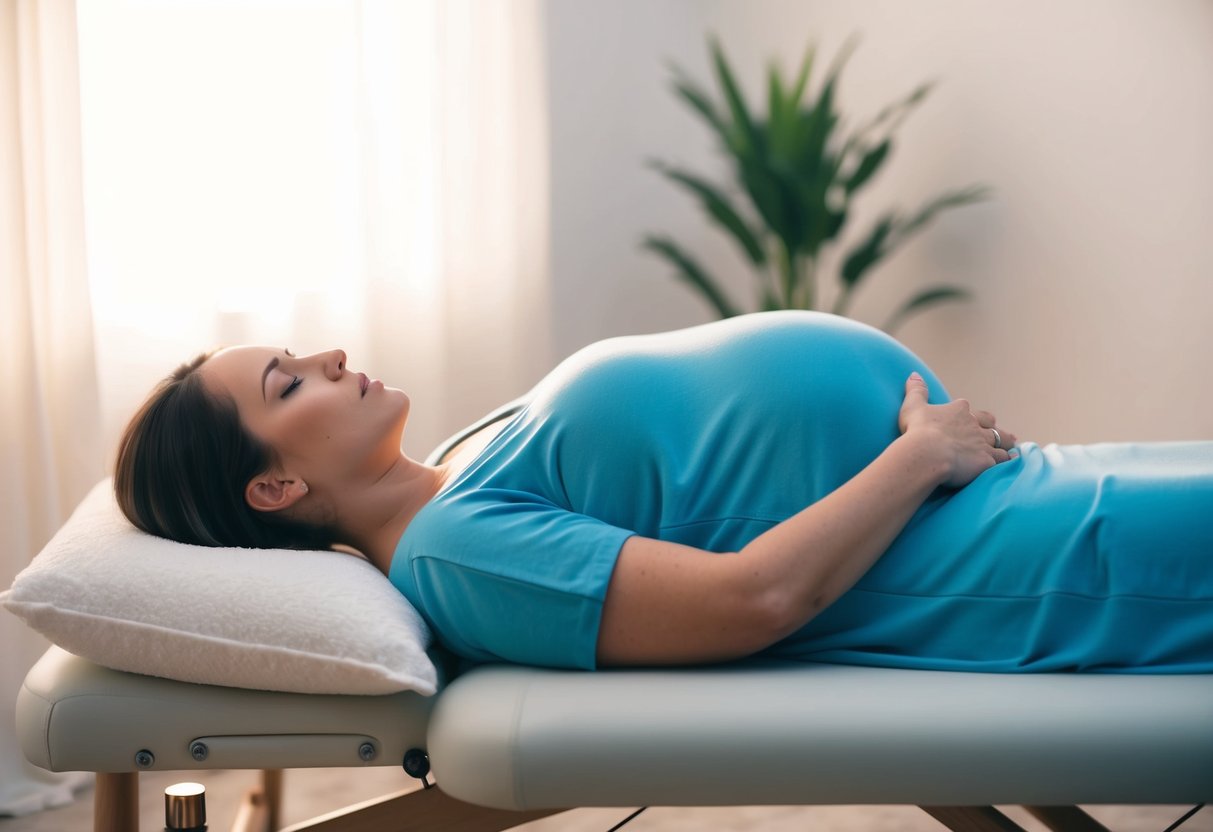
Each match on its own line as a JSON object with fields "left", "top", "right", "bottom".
{"left": 281, "top": 376, "right": 302, "bottom": 398}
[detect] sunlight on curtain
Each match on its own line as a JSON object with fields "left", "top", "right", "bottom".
{"left": 356, "top": 0, "right": 551, "bottom": 456}
{"left": 1, "top": 0, "right": 100, "bottom": 816}
{"left": 77, "top": 0, "right": 372, "bottom": 461}
{"left": 77, "top": 0, "right": 549, "bottom": 463}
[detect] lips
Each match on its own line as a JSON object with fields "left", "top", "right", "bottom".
{"left": 359, "top": 373, "right": 368, "bottom": 398}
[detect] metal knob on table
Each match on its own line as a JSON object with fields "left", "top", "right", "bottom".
{"left": 164, "top": 782, "right": 207, "bottom": 831}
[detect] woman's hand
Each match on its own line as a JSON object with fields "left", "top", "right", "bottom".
{"left": 898, "top": 372, "right": 1018, "bottom": 489}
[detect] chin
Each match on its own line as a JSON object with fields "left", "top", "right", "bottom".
{"left": 390, "top": 390, "right": 411, "bottom": 430}
{"left": 394, "top": 389, "right": 411, "bottom": 416}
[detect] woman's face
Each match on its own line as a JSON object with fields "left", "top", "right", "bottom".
{"left": 200, "top": 346, "right": 409, "bottom": 498}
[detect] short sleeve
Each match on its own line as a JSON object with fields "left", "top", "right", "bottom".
{"left": 391, "top": 489, "right": 634, "bottom": 670}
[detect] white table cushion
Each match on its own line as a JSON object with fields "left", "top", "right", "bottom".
{"left": 426, "top": 662, "right": 1213, "bottom": 808}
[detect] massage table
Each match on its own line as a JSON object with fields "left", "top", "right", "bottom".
{"left": 17, "top": 644, "right": 1213, "bottom": 832}
{"left": 12, "top": 412, "right": 1213, "bottom": 831}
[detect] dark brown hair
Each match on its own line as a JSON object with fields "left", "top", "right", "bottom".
{"left": 114, "top": 352, "right": 337, "bottom": 550}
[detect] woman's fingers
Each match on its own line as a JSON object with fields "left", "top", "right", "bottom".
{"left": 904, "top": 372, "right": 929, "bottom": 402}
{"left": 971, "top": 409, "right": 1018, "bottom": 450}
{"left": 973, "top": 409, "right": 996, "bottom": 429}
{"left": 990, "top": 427, "right": 1018, "bottom": 449}
{"left": 898, "top": 372, "right": 931, "bottom": 434}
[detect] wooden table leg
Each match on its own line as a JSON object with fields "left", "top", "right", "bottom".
{"left": 95, "top": 772, "right": 139, "bottom": 832}
{"left": 263, "top": 769, "right": 283, "bottom": 830}
{"left": 279, "top": 785, "right": 564, "bottom": 832}
{"left": 231, "top": 770, "right": 286, "bottom": 832}
{"left": 1025, "top": 806, "right": 1111, "bottom": 832}
{"left": 922, "top": 806, "right": 1027, "bottom": 832}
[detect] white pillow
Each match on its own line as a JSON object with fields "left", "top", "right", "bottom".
{"left": 1, "top": 479, "right": 438, "bottom": 696}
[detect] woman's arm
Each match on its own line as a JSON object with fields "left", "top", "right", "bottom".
{"left": 596, "top": 373, "right": 1017, "bottom": 667}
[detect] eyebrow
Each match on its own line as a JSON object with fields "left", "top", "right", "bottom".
{"left": 261, "top": 357, "right": 280, "bottom": 402}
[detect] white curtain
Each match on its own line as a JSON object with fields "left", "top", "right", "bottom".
{"left": 0, "top": 0, "right": 103, "bottom": 816}
{"left": 79, "top": 0, "right": 550, "bottom": 463}
{"left": 3, "top": 0, "right": 548, "bottom": 817}
{"left": 357, "top": 0, "right": 551, "bottom": 457}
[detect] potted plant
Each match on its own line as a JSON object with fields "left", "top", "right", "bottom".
{"left": 643, "top": 35, "right": 991, "bottom": 332}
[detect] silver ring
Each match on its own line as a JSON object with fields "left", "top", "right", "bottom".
{"left": 991, "top": 428, "right": 1003, "bottom": 449}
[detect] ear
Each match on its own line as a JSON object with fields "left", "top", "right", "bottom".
{"left": 245, "top": 473, "right": 308, "bottom": 513}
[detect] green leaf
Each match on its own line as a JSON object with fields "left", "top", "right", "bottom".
{"left": 805, "top": 33, "right": 859, "bottom": 154}
{"left": 799, "top": 178, "right": 836, "bottom": 259}
{"left": 766, "top": 64, "right": 794, "bottom": 160}
{"left": 649, "top": 161, "right": 768, "bottom": 266}
{"left": 845, "top": 139, "right": 890, "bottom": 195}
{"left": 767, "top": 62, "right": 784, "bottom": 131}
{"left": 840, "top": 212, "right": 897, "bottom": 288}
{"left": 833, "top": 82, "right": 928, "bottom": 191}
{"left": 896, "top": 185, "right": 992, "bottom": 241}
{"left": 738, "top": 161, "right": 794, "bottom": 249}
{"left": 823, "top": 33, "right": 862, "bottom": 89}
{"left": 785, "top": 42, "right": 816, "bottom": 111}
{"left": 793, "top": 87, "right": 830, "bottom": 179}
{"left": 882, "top": 286, "right": 971, "bottom": 333}
{"left": 668, "top": 64, "right": 734, "bottom": 152}
{"left": 852, "top": 81, "right": 934, "bottom": 147}
{"left": 771, "top": 64, "right": 843, "bottom": 255}
{"left": 642, "top": 235, "right": 742, "bottom": 318}
{"left": 792, "top": 41, "right": 851, "bottom": 193}
{"left": 760, "top": 285, "right": 783, "bottom": 311}
{"left": 710, "top": 36, "right": 764, "bottom": 160}
{"left": 794, "top": 34, "right": 858, "bottom": 185}
{"left": 825, "top": 208, "right": 847, "bottom": 241}
{"left": 837, "top": 185, "right": 989, "bottom": 311}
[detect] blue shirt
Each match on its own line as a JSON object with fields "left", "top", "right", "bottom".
{"left": 390, "top": 311, "right": 1213, "bottom": 673}
{"left": 389, "top": 311, "right": 949, "bottom": 668}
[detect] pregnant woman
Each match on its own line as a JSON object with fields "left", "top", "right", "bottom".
{"left": 113, "top": 311, "right": 1213, "bottom": 673}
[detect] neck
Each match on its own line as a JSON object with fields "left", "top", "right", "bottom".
{"left": 335, "top": 455, "right": 453, "bottom": 577}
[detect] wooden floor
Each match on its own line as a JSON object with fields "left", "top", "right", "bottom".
{"left": 1, "top": 767, "right": 1209, "bottom": 832}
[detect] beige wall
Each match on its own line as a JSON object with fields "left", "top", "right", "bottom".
{"left": 542, "top": 0, "right": 1213, "bottom": 444}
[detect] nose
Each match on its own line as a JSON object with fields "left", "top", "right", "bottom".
{"left": 323, "top": 349, "right": 346, "bottom": 381}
